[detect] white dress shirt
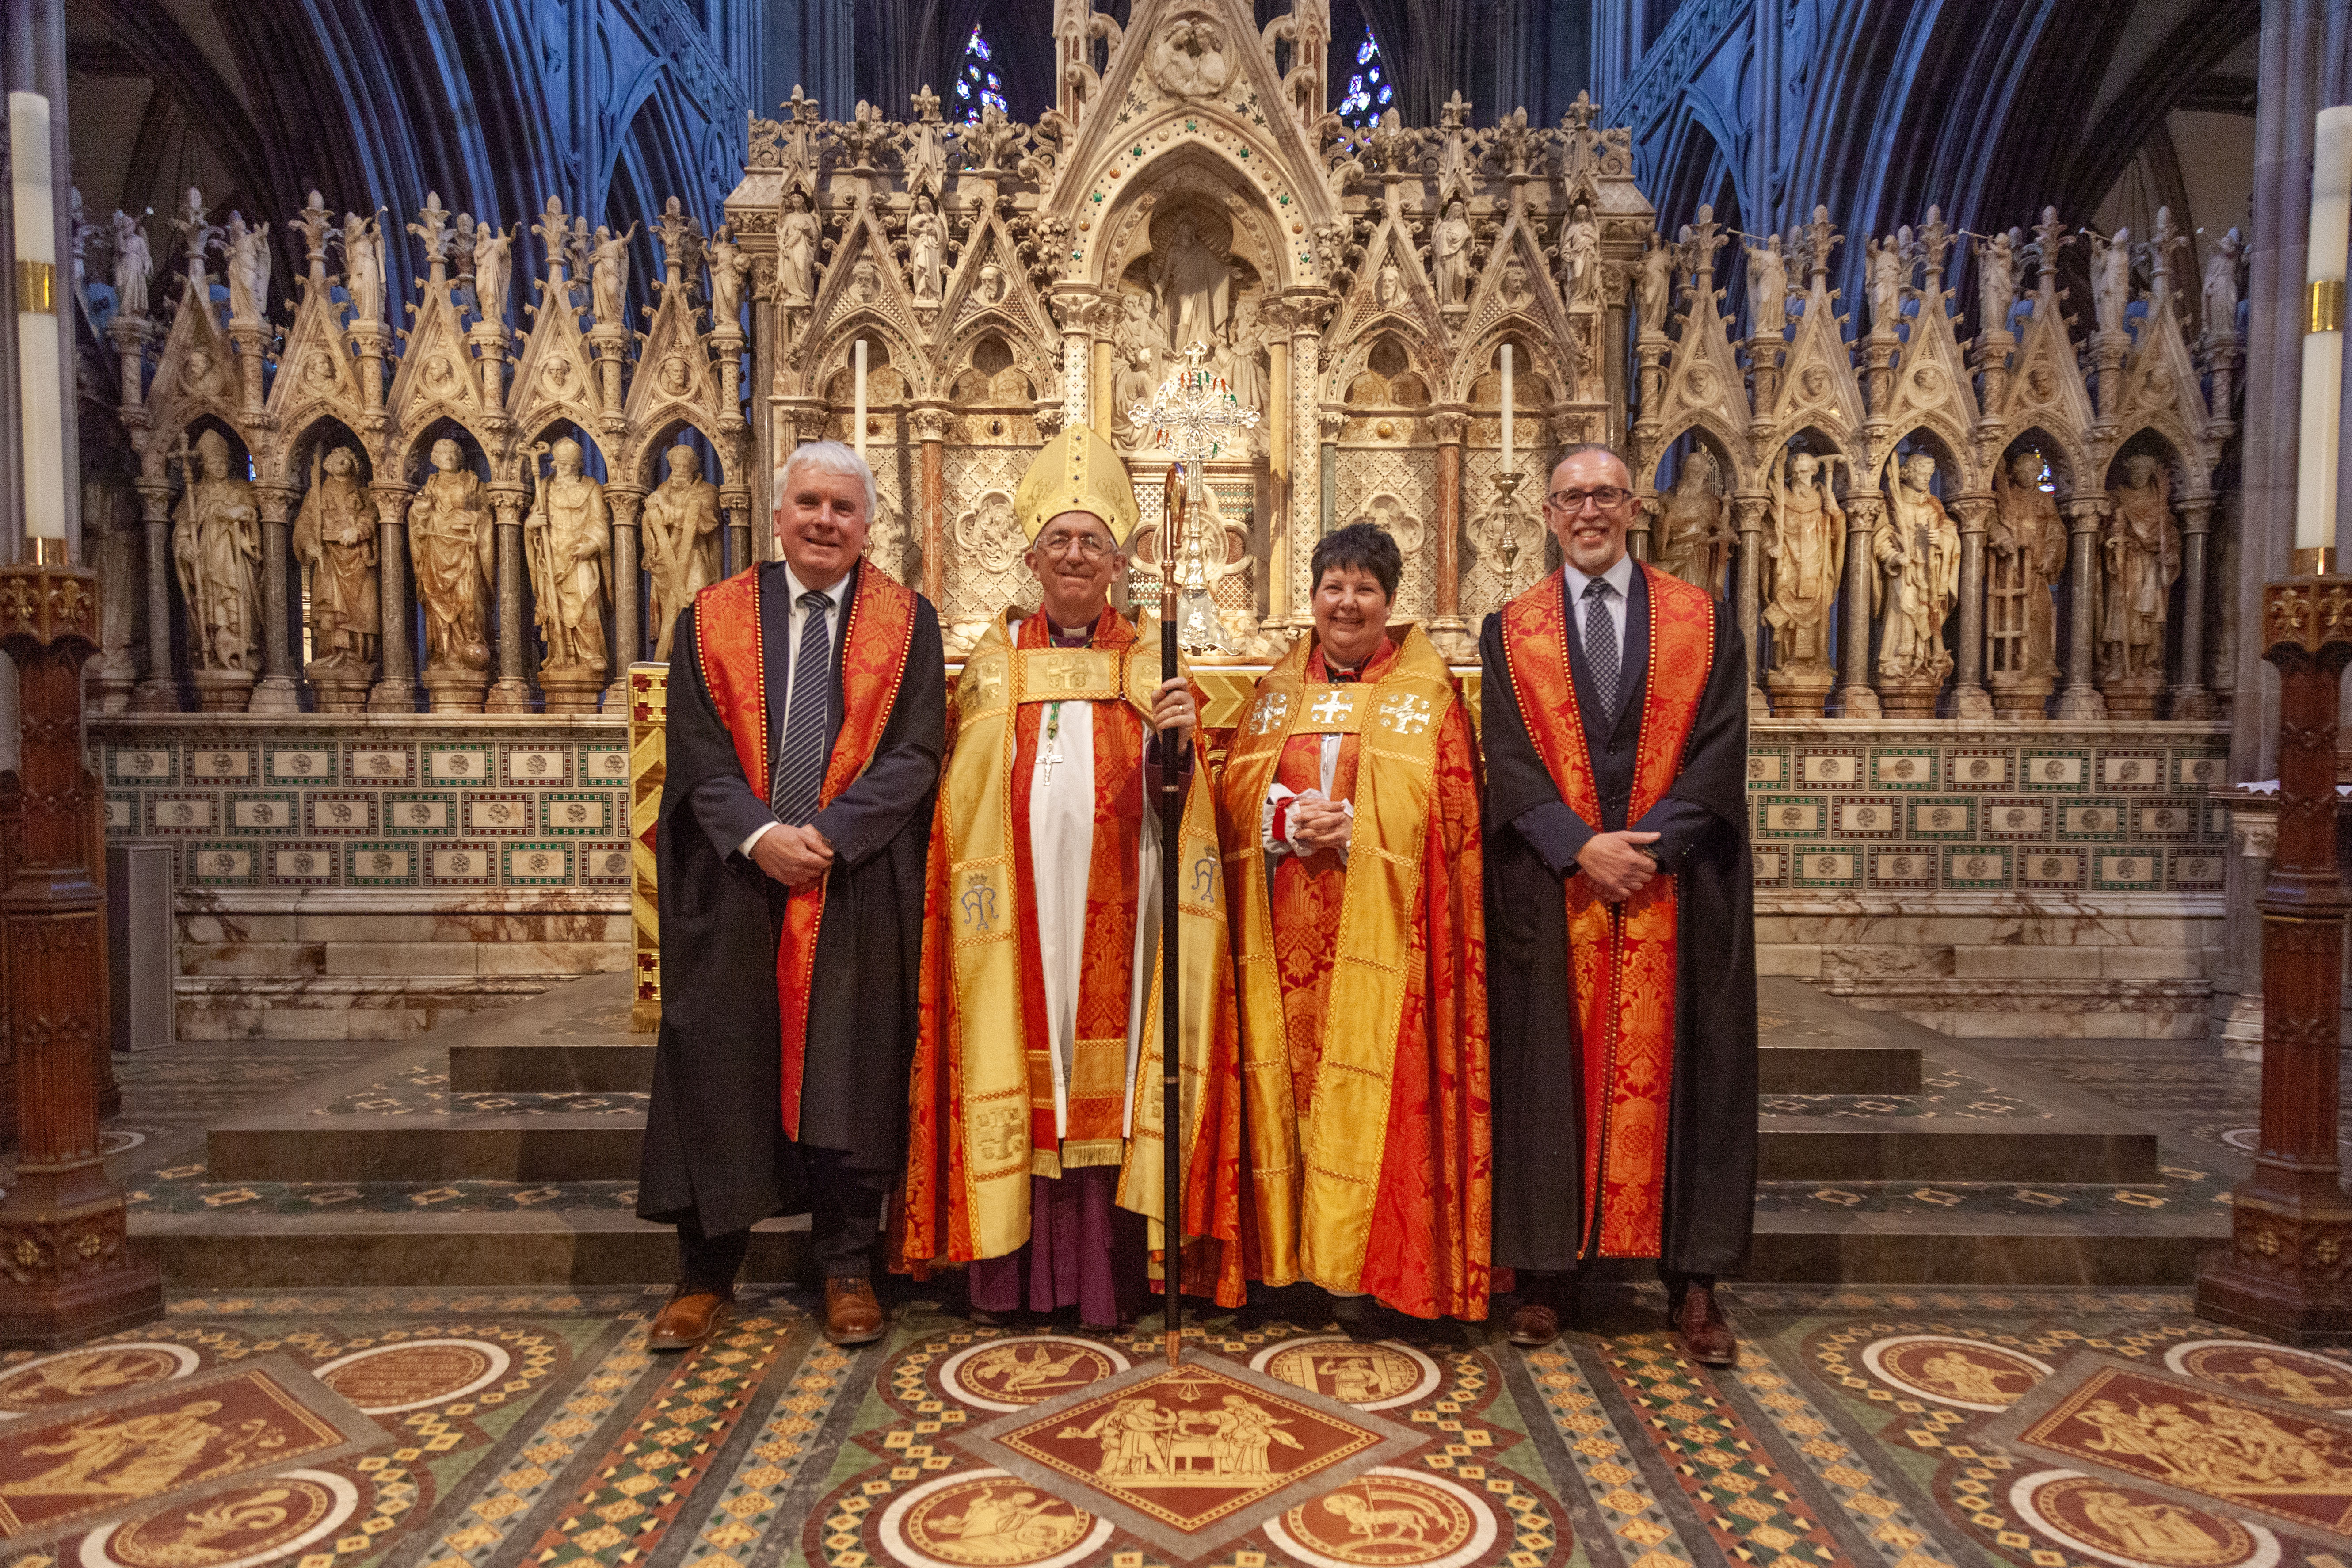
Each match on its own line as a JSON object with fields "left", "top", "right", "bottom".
{"left": 740, "top": 563, "right": 852, "bottom": 857}
{"left": 1563, "top": 551, "right": 1635, "bottom": 667}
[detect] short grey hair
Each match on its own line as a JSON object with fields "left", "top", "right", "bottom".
{"left": 779, "top": 439, "right": 877, "bottom": 519}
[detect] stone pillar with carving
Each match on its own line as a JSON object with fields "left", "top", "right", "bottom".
{"left": 1948, "top": 493, "right": 1994, "bottom": 718}
{"left": 1834, "top": 494, "right": 1882, "bottom": 716}
{"left": 1731, "top": 493, "right": 1768, "bottom": 713}
{"left": 720, "top": 487, "right": 753, "bottom": 580}
{"left": 131, "top": 481, "right": 178, "bottom": 711}
{"left": 249, "top": 485, "right": 301, "bottom": 714}
{"left": 1429, "top": 411, "right": 1467, "bottom": 653}
{"left": 1288, "top": 303, "right": 1327, "bottom": 626}
{"left": 486, "top": 485, "right": 531, "bottom": 713}
{"left": 604, "top": 488, "right": 645, "bottom": 711}
{"left": 2089, "top": 329, "right": 2128, "bottom": 427}
{"left": 1267, "top": 332, "right": 1292, "bottom": 626}
{"left": 0, "top": 560, "right": 164, "bottom": 1345}
{"left": 2173, "top": 495, "right": 2219, "bottom": 717}
{"left": 368, "top": 485, "right": 419, "bottom": 713}
{"left": 911, "top": 406, "right": 949, "bottom": 604}
{"left": 2056, "top": 497, "right": 2108, "bottom": 721}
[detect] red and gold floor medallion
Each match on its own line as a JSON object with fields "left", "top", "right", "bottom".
{"left": 0, "top": 1346, "right": 199, "bottom": 1416}
{"left": 995, "top": 1363, "right": 1384, "bottom": 1533}
{"left": 2009, "top": 1469, "right": 2277, "bottom": 1568}
{"left": 1251, "top": 1339, "right": 1440, "bottom": 1411}
{"left": 80, "top": 1469, "right": 361, "bottom": 1568}
{"left": 938, "top": 1338, "right": 1130, "bottom": 1413}
{"left": 313, "top": 1337, "right": 511, "bottom": 1414}
{"left": 1262, "top": 1468, "right": 1498, "bottom": 1568}
{"left": 1861, "top": 1333, "right": 2052, "bottom": 1412}
{"left": 2165, "top": 1340, "right": 2352, "bottom": 1411}
{"left": 879, "top": 1469, "right": 1112, "bottom": 1568}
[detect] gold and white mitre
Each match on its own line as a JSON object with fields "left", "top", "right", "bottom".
{"left": 1014, "top": 423, "right": 1138, "bottom": 544}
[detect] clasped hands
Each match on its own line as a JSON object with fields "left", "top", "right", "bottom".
{"left": 1576, "top": 828, "right": 1662, "bottom": 902}
{"left": 1288, "top": 794, "right": 1353, "bottom": 855}
{"left": 751, "top": 822, "right": 834, "bottom": 890}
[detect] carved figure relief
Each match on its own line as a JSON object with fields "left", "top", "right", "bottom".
{"left": 2102, "top": 454, "right": 2180, "bottom": 683}
{"left": 528, "top": 437, "right": 612, "bottom": 672}
{"left": 1987, "top": 453, "right": 2064, "bottom": 683}
{"left": 1746, "top": 233, "right": 1788, "bottom": 336}
{"left": 409, "top": 438, "right": 496, "bottom": 672}
{"left": 112, "top": 210, "right": 152, "bottom": 318}
{"left": 1151, "top": 214, "right": 1234, "bottom": 351}
{"left": 1874, "top": 453, "right": 1960, "bottom": 683}
{"left": 1762, "top": 447, "right": 1845, "bottom": 673}
{"left": 225, "top": 214, "right": 269, "bottom": 327}
{"left": 778, "top": 189, "right": 821, "bottom": 308}
{"left": 907, "top": 192, "right": 948, "bottom": 304}
{"left": 1653, "top": 450, "right": 1733, "bottom": 593}
{"left": 1433, "top": 200, "right": 1472, "bottom": 309}
{"left": 1558, "top": 203, "right": 1600, "bottom": 309}
{"left": 1979, "top": 229, "right": 2018, "bottom": 337}
{"left": 2201, "top": 227, "right": 2243, "bottom": 338}
{"left": 342, "top": 212, "right": 385, "bottom": 327}
{"left": 474, "top": 223, "right": 514, "bottom": 328}
{"left": 171, "top": 430, "right": 261, "bottom": 671}
{"left": 707, "top": 224, "right": 746, "bottom": 327}
{"left": 1148, "top": 15, "right": 1232, "bottom": 98}
{"left": 590, "top": 223, "right": 635, "bottom": 328}
{"left": 643, "top": 443, "right": 721, "bottom": 660}
{"left": 2090, "top": 227, "right": 2131, "bottom": 337}
{"left": 291, "top": 445, "right": 379, "bottom": 673}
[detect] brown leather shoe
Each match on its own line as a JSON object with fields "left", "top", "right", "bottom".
{"left": 825, "top": 1277, "right": 886, "bottom": 1345}
{"left": 1673, "top": 1283, "right": 1737, "bottom": 1367}
{"left": 647, "top": 1287, "right": 732, "bottom": 1353}
{"left": 1507, "top": 1301, "right": 1562, "bottom": 1348}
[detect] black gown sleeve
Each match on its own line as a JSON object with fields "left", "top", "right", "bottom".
{"left": 1480, "top": 610, "right": 1599, "bottom": 877}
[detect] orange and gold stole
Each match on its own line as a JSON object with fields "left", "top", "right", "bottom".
{"left": 693, "top": 560, "right": 918, "bottom": 1139}
{"left": 1499, "top": 565, "right": 1713, "bottom": 1258}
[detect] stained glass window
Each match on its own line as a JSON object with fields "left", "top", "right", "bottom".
{"left": 953, "top": 23, "right": 1008, "bottom": 115}
{"left": 1334, "top": 26, "right": 1394, "bottom": 128}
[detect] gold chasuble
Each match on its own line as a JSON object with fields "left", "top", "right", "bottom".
{"left": 1501, "top": 565, "right": 1712, "bottom": 1257}
{"left": 1219, "top": 626, "right": 1490, "bottom": 1319}
{"left": 902, "top": 607, "right": 1243, "bottom": 1302}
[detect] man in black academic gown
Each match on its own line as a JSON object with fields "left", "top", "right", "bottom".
{"left": 640, "top": 439, "right": 945, "bottom": 1350}
{"left": 1481, "top": 442, "right": 1756, "bottom": 1366}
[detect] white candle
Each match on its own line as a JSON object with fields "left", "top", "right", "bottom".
{"left": 11, "top": 91, "right": 63, "bottom": 541}
{"left": 2297, "top": 107, "right": 2352, "bottom": 553}
{"left": 853, "top": 338, "right": 868, "bottom": 460}
{"left": 1499, "top": 343, "right": 1513, "bottom": 476}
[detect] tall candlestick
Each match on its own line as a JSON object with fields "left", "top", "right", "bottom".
{"left": 854, "top": 338, "right": 869, "bottom": 460}
{"left": 11, "top": 92, "right": 63, "bottom": 544}
{"left": 1500, "top": 343, "right": 1514, "bottom": 476}
{"left": 2295, "top": 106, "right": 2352, "bottom": 560}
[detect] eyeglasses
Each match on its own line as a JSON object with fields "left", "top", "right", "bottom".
{"left": 1544, "top": 486, "right": 1635, "bottom": 513}
{"left": 1035, "top": 531, "right": 1114, "bottom": 558}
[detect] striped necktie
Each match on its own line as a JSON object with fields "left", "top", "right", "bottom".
{"left": 1582, "top": 576, "right": 1619, "bottom": 714}
{"left": 770, "top": 590, "right": 832, "bottom": 825}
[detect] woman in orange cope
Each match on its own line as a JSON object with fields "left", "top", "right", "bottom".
{"left": 1218, "top": 522, "right": 1490, "bottom": 1325}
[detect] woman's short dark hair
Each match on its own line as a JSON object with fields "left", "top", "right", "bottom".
{"left": 1311, "top": 521, "right": 1403, "bottom": 601}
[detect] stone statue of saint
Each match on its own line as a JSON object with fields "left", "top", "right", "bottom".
{"left": 1654, "top": 450, "right": 1734, "bottom": 593}
{"left": 293, "top": 446, "right": 379, "bottom": 674}
{"left": 113, "top": 210, "right": 152, "bottom": 319}
{"left": 1865, "top": 234, "right": 1903, "bottom": 336}
{"left": 1987, "top": 451, "right": 2065, "bottom": 683}
{"left": 2102, "top": 454, "right": 2180, "bottom": 682}
{"left": 528, "top": 437, "right": 612, "bottom": 672}
{"left": 778, "top": 188, "right": 820, "bottom": 308}
{"left": 590, "top": 223, "right": 634, "bottom": 328}
{"left": 1638, "top": 232, "right": 1673, "bottom": 335}
{"left": 171, "top": 429, "right": 261, "bottom": 671}
{"left": 1226, "top": 298, "right": 1267, "bottom": 412}
{"left": 1763, "top": 447, "right": 1845, "bottom": 673}
{"left": 225, "top": 213, "right": 269, "bottom": 326}
{"left": 642, "top": 443, "right": 721, "bottom": 660}
{"left": 1113, "top": 347, "right": 1156, "bottom": 450}
{"left": 1433, "top": 199, "right": 1473, "bottom": 309}
{"left": 1745, "top": 232, "right": 1788, "bottom": 336}
{"left": 409, "top": 438, "right": 496, "bottom": 671}
{"left": 706, "top": 223, "right": 746, "bottom": 327}
{"left": 343, "top": 212, "right": 384, "bottom": 327}
{"left": 473, "top": 223, "right": 513, "bottom": 328}
{"left": 1559, "top": 203, "right": 1601, "bottom": 308}
{"left": 1874, "top": 453, "right": 1960, "bottom": 683}
{"left": 1978, "top": 229, "right": 2018, "bottom": 336}
{"left": 2090, "top": 226, "right": 2131, "bottom": 337}
{"left": 907, "top": 192, "right": 947, "bottom": 303}
{"left": 2201, "top": 227, "right": 2242, "bottom": 339}
{"left": 1151, "top": 214, "right": 1233, "bottom": 351}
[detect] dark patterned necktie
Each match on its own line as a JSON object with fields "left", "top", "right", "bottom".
{"left": 770, "top": 590, "right": 832, "bottom": 825}
{"left": 1582, "top": 577, "right": 1619, "bottom": 713}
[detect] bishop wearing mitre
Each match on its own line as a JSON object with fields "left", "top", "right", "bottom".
{"left": 1218, "top": 521, "right": 1490, "bottom": 1326}
{"left": 901, "top": 425, "right": 1243, "bottom": 1329}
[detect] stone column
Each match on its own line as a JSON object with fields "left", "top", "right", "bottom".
{"left": 130, "top": 481, "right": 177, "bottom": 711}
{"left": 2174, "top": 495, "right": 2219, "bottom": 717}
{"left": 368, "top": 485, "right": 418, "bottom": 713}
{"left": 1948, "top": 493, "right": 1994, "bottom": 718}
{"left": 720, "top": 487, "right": 753, "bottom": 580}
{"left": 1731, "top": 493, "right": 1767, "bottom": 713}
{"left": 1604, "top": 284, "right": 1630, "bottom": 453}
{"left": 2056, "top": 497, "right": 2108, "bottom": 720}
{"left": 249, "top": 485, "right": 301, "bottom": 714}
{"left": 485, "top": 485, "right": 531, "bottom": 713}
{"left": 1319, "top": 411, "right": 1342, "bottom": 541}
{"left": 1834, "top": 495, "right": 1882, "bottom": 717}
{"left": 1429, "top": 412, "right": 1467, "bottom": 651}
{"left": 604, "top": 488, "right": 644, "bottom": 710}
{"left": 911, "top": 406, "right": 949, "bottom": 605}
{"left": 1267, "top": 333, "right": 1292, "bottom": 627}
{"left": 1291, "top": 316, "right": 1327, "bottom": 626}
